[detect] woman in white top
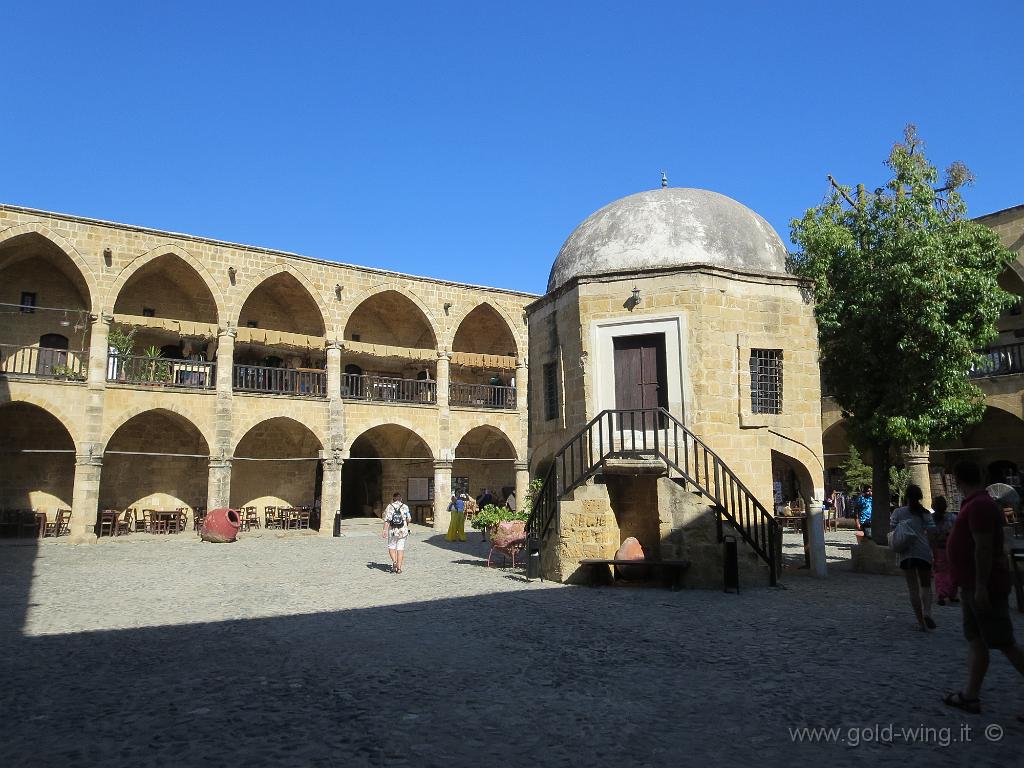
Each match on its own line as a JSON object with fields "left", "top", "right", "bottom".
{"left": 890, "top": 484, "right": 936, "bottom": 631}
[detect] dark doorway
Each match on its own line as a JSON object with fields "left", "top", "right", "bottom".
{"left": 342, "top": 449, "right": 382, "bottom": 518}
{"left": 36, "top": 334, "right": 69, "bottom": 376}
{"left": 613, "top": 333, "right": 667, "bottom": 427}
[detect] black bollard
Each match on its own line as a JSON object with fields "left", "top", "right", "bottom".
{"left": 333, "top": 512, "right": 342, "bottom": 537}
{"left": 723, "top": 535, "right": 739, "bottom": 593}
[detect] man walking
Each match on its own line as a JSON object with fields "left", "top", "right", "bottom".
{"left": 943, "top": 461, "right": 1024, "bottom": 718}
{"left": 381, "top": 492, "right": 411, "bottom": 574}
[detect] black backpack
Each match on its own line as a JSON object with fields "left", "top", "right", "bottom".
{"left": 388, "top": 505, "right": 405, "bottom": 528}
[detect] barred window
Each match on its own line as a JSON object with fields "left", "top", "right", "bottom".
{"left": 543, "top": 362, "right": 559, "bottom": 421}
{"left": 750, "top": 349, "right": 783, "bottom": 414}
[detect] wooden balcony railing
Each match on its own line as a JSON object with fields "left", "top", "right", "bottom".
{"left": 969, "top": 342, "right": 1024, "bottom": 379}
{"left": 449, "top": 382, "right": 517, "bottom": 409}
{"left": 0, "top": 344, "right": 88, "bottom": 380}
{"left": 233, "top": 364, "right": 326, "bottom": 396}
{"left": 341, "top": 373, "right": 436, "bottom": 404}
{"left": 108, "top": 353, "right": 215, "bottom": 389}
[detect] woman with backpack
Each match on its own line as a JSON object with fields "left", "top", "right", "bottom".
{"left": 381, "top": 492, "right": 411, "bottom": 574}
{"left": 890, "top": 484, "right": 936, "bottom": 631}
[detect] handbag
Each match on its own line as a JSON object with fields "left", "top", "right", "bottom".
{"left": 888, "top": 518, "right": 920, "bottom": 553}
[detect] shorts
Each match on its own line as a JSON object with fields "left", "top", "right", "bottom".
{"left": 899, "top": 558, "right": 932, "bottom": 587}
{"left": 387, "top": 534, "right": 407, "bottom": 551}
{"left": 961, "top": 589, "right": 1015, "bottom": 649}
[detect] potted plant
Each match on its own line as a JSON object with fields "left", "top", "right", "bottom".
{"left": 107, "top": 326, "right": 136, "bottom": 381}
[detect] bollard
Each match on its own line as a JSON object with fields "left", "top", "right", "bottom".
{"left": 723, "top": 535, "right": 739, "bottom": 593}
{"left": 526, "top": 538, "right": 541, "bottom": 580}
{"left": 333, "top": 512, "right": 342, "bottom": 537}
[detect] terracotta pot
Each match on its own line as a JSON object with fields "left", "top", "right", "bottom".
{"left": 201, "top": 508, "right": 241, "bottom": 543}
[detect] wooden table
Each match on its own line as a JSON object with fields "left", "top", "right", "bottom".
{"left": 151, "top": 511, "right": 182, "bottom": 534}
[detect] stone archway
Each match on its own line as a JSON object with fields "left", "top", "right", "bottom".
{"left": 0, "top": 232, "right": 93, "bottom": 368}
{"left": 0, "top": 401, "right": 76, "bottom": 516}
{"left": 100, "top": 409, "right": 210, "bottom": 513}
{"left": 344, "top": 290, "right": 437, "bottom": 349}
{"left": 934, "top": 406, "right": 1024, "bottom": 488}
{"left": 344, "top": 425, "right": 433, "bottom": 518}
{"left": 452, "top": 425, "right": 517, "bottom": 504}
{"left": 770, "top": 449, "right": 816, "bottom": 514}
{"left": 452, "top": 303, "right": 518, "bottom": 358}
{"left": 232, "top": 417, "right": 323, "bottom": 514}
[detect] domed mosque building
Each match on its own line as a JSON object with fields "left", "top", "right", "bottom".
{"left": 525, "top": 184, "right": 827, "bottom": 585}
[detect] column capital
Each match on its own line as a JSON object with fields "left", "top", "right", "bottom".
{"left": 904, "top": 443, "right": 930, "bottom": 461}
{"left": 208, "top": 456, "right": 233, "bottom": 469}
{"left": 75, "top": 453, "right": 103, "bottom": 468}
{"left": 515, "top": 358, "right": 527, "bottom": 370}
{"left": 433, "top": 460, "right": 453, "bottom": 471}
{"left": 91, "top": 312, "right": 114, "bottom": 325}
{"left": 218, "top": 326, "right": 238, "bottom": 339}
{"left": 437, "top": 349, "right": 452, "bottom": 361}
{"left": 514, "top": 461, "right": 530, "bottom": 473}
{"left": 326, "top": 339, "right": 343, "bottom": 352}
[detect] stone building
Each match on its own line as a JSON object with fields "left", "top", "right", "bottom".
{"left": 525, "top": 188, "right": 826, "bottom": 585}
{"left": 821, "top": 202, "right": 1024, "bottom": 506}
{"left": 0, "top": 204, "right": 533, "bottom": 541}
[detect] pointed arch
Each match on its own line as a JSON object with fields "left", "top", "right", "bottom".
{"left": 232, "top": 263, "right": 330, "bottom": 336}
{"left": 343, "top": 287, "right": 439, "bottom": 350}
{"left": 231, "top": 416, "right": 324, "bottom": 511}
{"left": 446, "top": 300, "right": 521, "bottom": 357}
{"left": 0, "top": 223, "right": 97, "bottom": 312}
{"left": 107, "top": 244, "right": 224, "bottom": 323}
{"left": 0, "top": 393, "right": 84, "bottom": 446}
{"left": 0, "top": 400, "right": 76, "bottom": 511}
{"left": 345, "top": 421, "right": 436, "bottom": 458}
{"left": 453, "top": 424, "right": 518, "bottom": 461}
{"left": 232, "top": 415, "right": 325, "bottom": 457}
{"left": 101, "top": 405, "right": 213, "bottom": 454}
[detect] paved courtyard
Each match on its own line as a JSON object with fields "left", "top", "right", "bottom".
{"left": 1, "top": 524, "right": 1021, "bottom": 767}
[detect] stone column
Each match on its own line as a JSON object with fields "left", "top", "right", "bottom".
{"left": 514, "top": 359, "right": 528, "bottom": 414}
{"left": 433, "top": 460, "right": 453, "bottom": 533}
{"left": 86, "top": 313, "right": 112, "bottom": 387}
{"left": 70, "top": 449, "right": 103, "bottom": 542}
{"left": 436, "top": 350, "right": 450, "bottom": 410}
{"left": 215, "top": 326, "right": 236, "bottom": 395}
{"left": 318, "top": 453, "right": 343, "bottom": 536}
{"left": 326, "top": 342, "right": 342, "bottom": 400}
{"left": 515, "top": 461, "right": 531, "bottom": 512}
{"left": 207, "top": 458, "right": 232, "bottom": 510}
{"left": 805, "top": 498, "right": 828, "bottom": 578}
{"left": 905, "top": 444, "right": 931, "bottom": 508}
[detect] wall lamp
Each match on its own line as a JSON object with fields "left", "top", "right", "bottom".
{"left": 444, "top": 302, "right": 453, "bottom": 315}
{"left": 335, "top": 284, "right": 343, "bottom": 299}
{"left": 625, "top": 286, "right": 641, "bottom": 311}
{"left": 227, "top": 266, "right": 236, "bottom": 284}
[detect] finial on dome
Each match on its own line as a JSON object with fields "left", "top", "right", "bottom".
{"left": 661, "top": 172, "right": 668, "bottom": 188}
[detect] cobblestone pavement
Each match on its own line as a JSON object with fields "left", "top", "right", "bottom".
{"left": 1, "top": 524, "right": 1021, "bottom": 767}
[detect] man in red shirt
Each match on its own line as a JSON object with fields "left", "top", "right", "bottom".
{"left": 943, "top": 461, "right": 1024, "bottom": 716}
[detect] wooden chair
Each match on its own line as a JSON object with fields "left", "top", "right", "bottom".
{"left": 138, "top": 509, "right": 153, "bottom": 533}
{"left": 264, "top": 506, "right": 278, "bottom": 529}
{"left": 116, "top": 509, "right": 133, "bottom": 536}
{"left": 44, "top": 509, "right": 71, "bottom": 538}
{"left": 296, "top": 508, "right": 311, "bottom": 530}
{"left": 98, "top": 510, "right": 119, "bottom": 538}
{"left": 145, "top": 509, "right": 165, "bottom": 534}
{"left": 176, "top": 508, "right": 188, "bottom": 534}
{"left": 193, "top": 507, "right": 207, "bottom": 532}
{"left": 243, "top": 507, "right": 260, "bottom": 530}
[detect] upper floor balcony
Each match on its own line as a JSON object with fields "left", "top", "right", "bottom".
{"left": 1, "top": 343, "right": 88, "bottom": 381}
{"left": 969, "top": 342, "right": 1024, "bottom": 379}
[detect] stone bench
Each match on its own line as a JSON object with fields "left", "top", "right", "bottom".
{"left": 578, "top": 558, "right": 691, "bottom": 590}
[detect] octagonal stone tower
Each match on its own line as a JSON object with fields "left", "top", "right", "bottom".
{"left": 526, "top": 186, "right": 826, "bottom": 585}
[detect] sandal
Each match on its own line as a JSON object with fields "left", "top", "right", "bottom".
{"left": 925, "top": 616, "right": 937, "bottom": 629}
{"left": 943, "top": 692, "right": 980, "bottom": 714}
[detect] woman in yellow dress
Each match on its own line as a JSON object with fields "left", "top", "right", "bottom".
{"left": 445, "top": 493, "right": 466, "bottom": 541}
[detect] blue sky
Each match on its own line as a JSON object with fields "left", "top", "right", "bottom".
{"left": 2, "top": 2, "right": 1021, "bottom": 294}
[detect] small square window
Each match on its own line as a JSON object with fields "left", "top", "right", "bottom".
{"left": 750, "top": 349, "right": 783, "bottom": 415}
{"left": 351, "top": 333, "right": 360, "bottom": 342}
{"left": 246, "top": 320, "right": 259, "bottom": 328}
{"left": 20, "top": 292, "right": 36, "bottom": 313}
{"left": 142, "top": 307, "right": 156, "bottom": 318}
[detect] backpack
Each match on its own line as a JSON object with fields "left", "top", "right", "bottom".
{"left": 888, "top": 517, "right": 921, "bottom": 553}
{"left": 387, "top": 504, "right": 406, "bottom": 529}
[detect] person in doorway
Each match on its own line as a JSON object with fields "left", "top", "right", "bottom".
{"left": 381, "top": 492, "right": 411, "bottom": 574}
{"left": 505, "top": 489, "right": 516, "bottom": 513}
{"left": 928, "top": 496, "right": 957, "bottom": 605}
{"left": 943, "top": 461, "right": 1024, "bottom": 718}
{"left": 890, "top": 484, "right": 936, "bottom": 631}
{"left": 446, "top": 493, "right": 466, "bottom": 542}
{"left": 855, "top": 485, "right": 874, "bottom": 538}
{"left": 477, "top": 488, "right": 493, "bottom": 508}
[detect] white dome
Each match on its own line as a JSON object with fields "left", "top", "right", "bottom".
{"left": 547, "top": 188, "right": 788, "bottom": 292}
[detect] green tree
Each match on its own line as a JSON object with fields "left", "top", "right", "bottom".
{"left": 839, "top": 446, "right": 873, "bottom": 493}
{"left": 790, "top": 126, "right": 1014, "bottom": 543}
{"left": 888, "top": 466, "right": 911, "bottom": 506}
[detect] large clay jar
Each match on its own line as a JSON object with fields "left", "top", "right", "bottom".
{"left": 614, "top": 536, "right": 647, "bottom": 580}
{"left": 201, "top": 508, "right": 241, "bottom": 543}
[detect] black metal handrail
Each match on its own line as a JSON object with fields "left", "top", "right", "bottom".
{"left": 969, "top": 342, "right": 1024, "bottom": 378}
{"left": 108, "top": 353, "right": 215, "bottom": 389}
{"left": 340, "top": 373, "right": 436, "bottom": 404}
{"left": 0, "top": 344, "right": 88, "bottom": 379}
{"left": 449, "top": 382, "right": 516, "bottom": 409}
{"left": 525, "top": 407, "right": 781, "bottom": 585}
{"left": 233, "top": 364, "right": 325, "bottom": 396}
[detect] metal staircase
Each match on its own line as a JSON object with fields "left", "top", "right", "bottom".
{"left": 526, "top": 408, "right": 781, "bottom": 585}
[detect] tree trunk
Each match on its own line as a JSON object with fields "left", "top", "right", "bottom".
{"left": 871, "top": 443, "right": 891, "bottom": 544}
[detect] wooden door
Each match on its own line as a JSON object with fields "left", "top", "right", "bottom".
{"left": 613, "top": 334, "right": 667, "bottom": 427}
